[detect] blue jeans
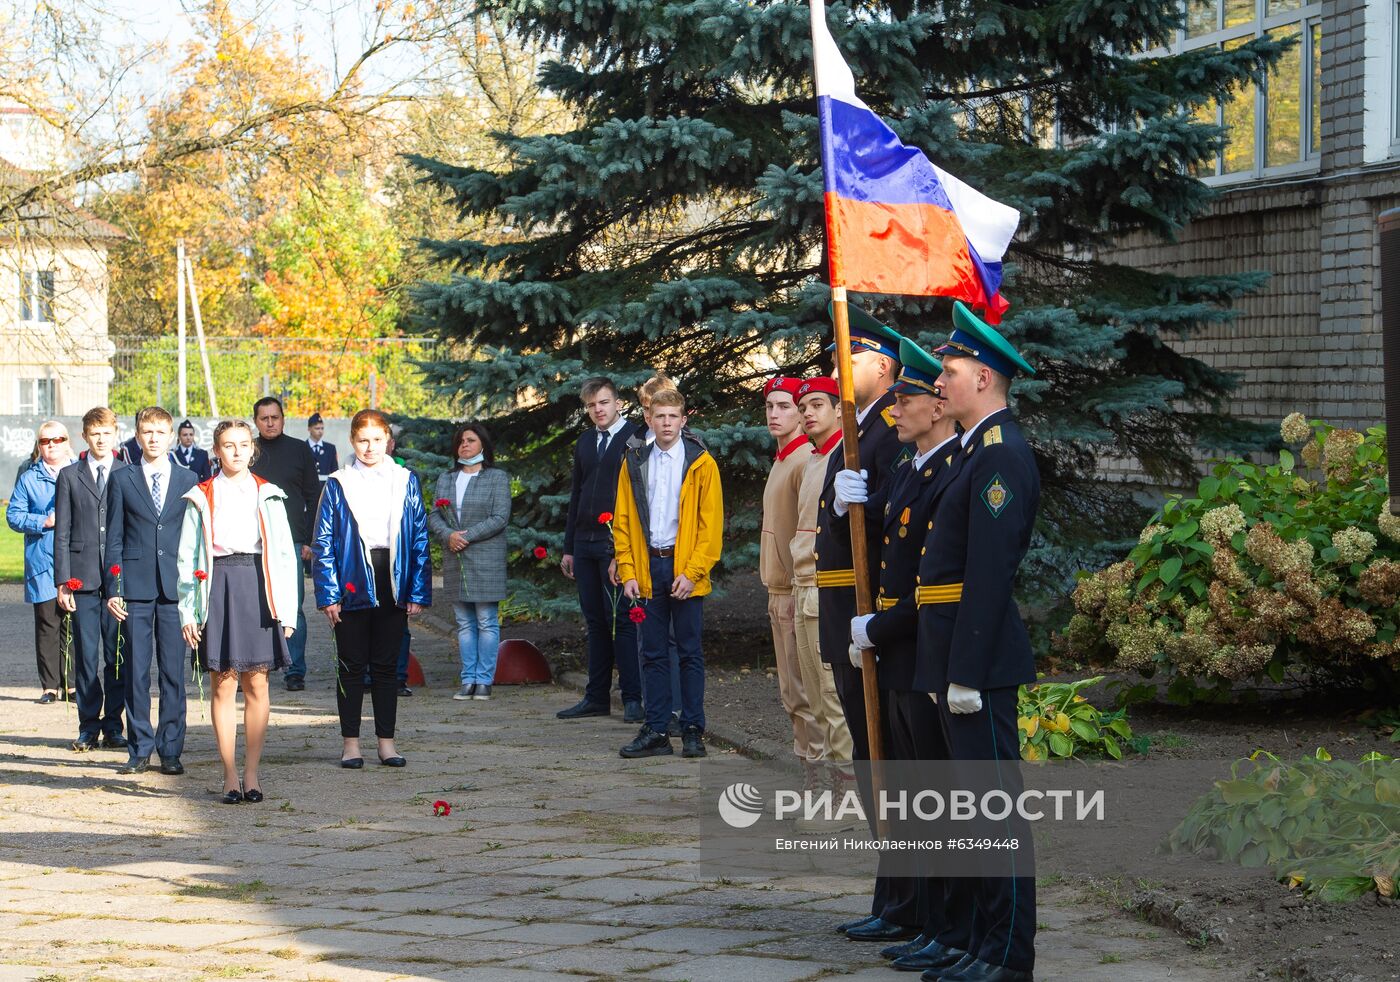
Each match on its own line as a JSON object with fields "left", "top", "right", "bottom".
{"left": 640, "top": 554, "right": 705, "bottom": 733}
{"left": 284, "top": 569, "right": 308, "bottom": 679}
{"left": 455, "top": 602, "right": 500, "bottom": 686}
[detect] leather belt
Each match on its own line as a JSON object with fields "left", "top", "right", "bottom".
{"left": 916, "top": 583, "right": 963, "bottom": 605}
{"left": 815, "top": 568, "right": 855, "bottom": 588}
{"left": 875, "top": 596, "right": 898, "bottom": 611}
{"left": 649, "top": 546, "right": 675, "bottom": 558}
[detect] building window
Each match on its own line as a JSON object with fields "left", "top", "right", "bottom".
{"left": 1173, "top": 0, "right": 1322, "bottom": 181}
{"left": 17, "top": 377, "right": 56, "bottom": 416}
{"left": 18, "top": 269, "right": 54, "bottom": 323}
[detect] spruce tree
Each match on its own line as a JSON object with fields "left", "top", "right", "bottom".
{"left": 407, "top": 0, "right": 1285, "bottom": 611}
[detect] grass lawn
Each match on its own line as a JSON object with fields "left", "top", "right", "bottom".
{"left": 0, "top": 524, "right": 25, "bottom": 584}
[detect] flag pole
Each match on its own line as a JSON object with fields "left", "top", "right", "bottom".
{"left": 830, "top": 286, "right": 887, "bottom": 779}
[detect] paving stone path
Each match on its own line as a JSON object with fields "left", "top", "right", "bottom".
{"left": 0, "top": 585, "right": 1234, "bottom": 981}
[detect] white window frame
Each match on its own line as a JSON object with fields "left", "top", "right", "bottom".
{"left": 18, "top": 269, "right": 55, "bottom": 325}
{"left": 16, "top": 377, "right": 56, "bottom": 416}
{"left": 1151, "top": 0, "right": 1323, "bottom": 185}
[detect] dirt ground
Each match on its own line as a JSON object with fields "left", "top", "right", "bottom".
{"left": 501, "top": 571, "right": 1400, "bottom": 982}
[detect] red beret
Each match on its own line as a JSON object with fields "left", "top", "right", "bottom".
{"left": 763, "top": 376, "right": 803, "bottom": 399}
{"left": 796, "top": 376, "right": 840, "bottom": 401}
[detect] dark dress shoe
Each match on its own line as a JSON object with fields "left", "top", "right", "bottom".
{"left": 922, "top": 953, "right": 979, "bottom": 981}
{"left": 836, "top": 914, "right": 879, "bottom": 935}
{"left": 681, "top": 725, "right": 706, "bottom": 758}
{"left": 99, "top": 733, "right": 127, "bottom": 750}
{"left": 895, "top": 941, "right": 968, "bottom": 972}
{"left": 557, "top": 699, "right": 610, "bottom": 719}
{"left": 38, "top": 692, "right": 56, "bottom": 705}
{"left": 667, "top": 713, "right": 682, "bottom": 737}
{"left": 220, "top": 788, "right": 243, "bottom": 804}
{"left": 622, "top": 700, "right": 643, "bottom": 723}
{"left": 938, "top": 958, "right": 1032, "bottom": 982}
{"left": 70, "top": 736, "right": 99, "bottom": 753}
{"left": 619, "top": 725, "right": 673, "bottom": 758}
{"left": 846, "top": 917, "right": 919, "bottom": 942}
{"left": 883, "top": 933, "right": 930, "bottom": 960}
{"left": 243, "top": 788, "right": 263, "bottom": 803}
{"left": 340, "top": 757, "right": 364, "bottom": 769}
{"left": 160, "top": 757, "right": 185, "bottom": 775}
{"left": 117, "top": 756, "right": 150, "bottom": 774}
{"left": 379, "top": 755, "right": 407, "bottom": 767}
{"left": 284, "top": 676, "right": 305, "bottom": 691}
{"left": 398, "top": 685, "right": 413, "bottom": 697}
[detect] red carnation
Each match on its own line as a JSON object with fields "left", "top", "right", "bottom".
{"left": 432, "top": 800, "right": 451, "bottom": 817}
{"left": 629, "top": 604, "right": 646, "bottom": 624}
{"left": 345, "top": 583, "right": 357, "bottom": 594}
{"left": 65, "top": 578, "right": 82, "bottom": 591}
{"left": 109, "top": 564, "right": 121, "bottom": 576}
{"left": 434, "top": 498, "right": 452, "bottom": 508}
{"left": 532, "top": 545, "right": 548, "bottom": 560}
{"left": 194, "top": 570, "right": 208, "bottom": 581}
{"left": 598, "top": 511, "right": 613, "bottom": 524}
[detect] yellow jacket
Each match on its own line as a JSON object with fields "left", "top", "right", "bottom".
{"left": 613, "top": 435, "right": 724, "bottom": 599}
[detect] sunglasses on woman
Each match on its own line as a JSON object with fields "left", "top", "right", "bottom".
{"left": 38, "top": 436, "right": 68, "bottom": 446}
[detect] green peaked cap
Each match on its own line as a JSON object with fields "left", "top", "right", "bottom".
{"left": 938, "top": 301, "right": 1036, "bottom": 378}
{"left": 890, "top": 337, "right": 943, "bottom": 396}
{"left": 826, "top": 302, "right": 905, "bottom": 361}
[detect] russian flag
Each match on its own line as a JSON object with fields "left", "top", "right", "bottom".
{"left": 811, "top": 0, "right": 1019, "bottom": 322}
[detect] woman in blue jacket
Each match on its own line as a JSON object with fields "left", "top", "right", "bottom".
{"left": 6, "top": 421, "right": 77, "bottom": 703}
{"left": 312, "top": 409, "right": 431, "bottom": 768}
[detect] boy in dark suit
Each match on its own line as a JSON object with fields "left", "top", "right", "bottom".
{"left": 173, "top": 420, "right": 211, "bottom": 481}
{"left": 307, "top": 412, "right": 338, "bottom": 481}
{"left": 54, "top": 407, "right": 127, "bottom": 752}
{"left": 105, "top": 406, "right": 198, "bottom": 776}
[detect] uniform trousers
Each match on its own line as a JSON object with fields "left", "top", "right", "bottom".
{"left": 791, "top": 585, "right": 851, "bottom": 761}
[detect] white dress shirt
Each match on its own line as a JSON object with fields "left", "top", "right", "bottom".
{"left": 211, "top": 472, "right": 262, "bottom": 556}
{"left": 961, "top": 410, "right": 1002, "bottom": 448}
{"left": 595, "top": 415, "right": 628, "bottom": 455}
{"left": 338, "top": 459, "right": 397, "bottom": 549}
{"left": 646, "top": 441, "right": 684, "bottom": 548}
{"left": 87, "top": 454, "right": 114, "bottom": 484}
{"left": 915, "top": 434, "right": 960, "bottom": 471}
{"left": 141, "top": 455, "right": 172, "bottom": 503}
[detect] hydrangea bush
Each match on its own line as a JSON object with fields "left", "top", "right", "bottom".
{"left": 1060, "top": 417, "right": 1400, "bottom": 698}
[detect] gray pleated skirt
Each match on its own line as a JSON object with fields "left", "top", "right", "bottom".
{"left": 196, "top": 553, "right": 290, "bottom": 674}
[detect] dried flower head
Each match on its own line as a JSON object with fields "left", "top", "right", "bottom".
{"left": 1199, "top": 504, "right": 1247, "bottom": 546}
{"left": 1378, "top": 509, "right": 1400, "bottom": 544}
{"left": 1139, "top": 524, "right": 1168, "bottom": 545}
{"left": 1358, "top": 559, "right": 1400, "bottom": 608}
{"left": 1331, "top": 527, "right": 1377, "bottom": 565}
{"left": 1280, "top": 413, "right": 1311, "bottom": 444}
{"left": 1322, "top": 429, "right": 1363, "bottom": 481}
{"left": 1300, "top": 440, "right": 1322, "bottom": 470}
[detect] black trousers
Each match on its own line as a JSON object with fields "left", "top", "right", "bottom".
{"left": 72, "top": 590, "right": 123, "bottom": 740}
{"left": 334, "top": 550, "right": 407, "bottom": 739}
{"left": 33, "top": 598, "right": 66, "bottom": 692}
{"left": 575, "top": 543, "right": 641, "bottom": 706}
{"left": 829, "top": 661, "right": 918, "bottom": 928}
{"left": 936, "top": 685, "right": 1036, "bottom": 972}
{"left": 889, "top": 689, "right": 966, "bottom": 949}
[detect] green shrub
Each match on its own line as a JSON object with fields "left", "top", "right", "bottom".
{"left": 1169, "top": 749, "right": 1400, "bottom": 901}
{"left": 1017, "top": 676, "right": 1146, "bottom": 761}
{"left": 1060, "top": 416, "right": 1400, "bottom": 697}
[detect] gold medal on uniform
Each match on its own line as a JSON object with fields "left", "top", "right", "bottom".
{"left": 898, "top": 506, "right": 910, "bottom": 537}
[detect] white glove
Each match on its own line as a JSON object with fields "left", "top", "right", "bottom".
{"left": 946, "top": 683, "right": 983, "bottom": 715}
{"left": 832, "top": 468, "right": 868, "bottom": 517}
{"left": 847, "top": 642, "right": 877, "bottom": 669}
{"left": 850, "top": 613, "right": 874, "bottom": 650}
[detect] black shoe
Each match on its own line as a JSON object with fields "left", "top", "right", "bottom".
{"left": 99, "top": 733, "right": 127, "bottom": 750}
{"left": 117, "top": 756, "right": 150, "bottom": 774}
{"left": 379, "top": 755, "right": 406, "bottom": 767}
{"left": 556, "top": 699, "right": 610, "bottom": 719}
{"left": 922, "top": 953, "right": 979, "bottom": 981}
{"left": 398, "top": 685, "right": 413, "bottom": 697}
{"left": 284, "top": 676, "right": 305, "bottom": 691}
{"left": 221, "top": 788, "right": 243, "bottom": 805}
{"left": 836, "top": 914, "right": 880, "bottom": 935}
{"left": 340, "top": 757, "right": 364, "bottom": 769}
{"left": 667, "top": 713, "right": 682, "bottom": 737}
{"left": 243, "top": 788, "right": 263, "bottom": 803}
{"left": 681, "top": 725, "right": 706, "bottom": 758}
{"left": 472, "top": 684, "right": 491, "bottom": 701}
{"left": 937, "top": 958, "right": 1032, "bottom": 982}
{"left": 160, "top": 757, "right": 185, "bottom": 775}
{"left": 620, "top": 725, "right": 673, "bottom": 759}
{"left": 895, "top": 942, "right": 968, "bottom": 972}
{"left": 884, "top": 934, "right": 930, "bottom": 960}
{"left": 70, "top": 736, "right": 99, "bottom": 753}
{"left": 846, "top": 918, "right": 919, "bottom": 942}
{"left": 622, "top": 700, "right": 643, "bottom": 723}
{"left": 38, "top": 692, "right": 56, "bottom": 705}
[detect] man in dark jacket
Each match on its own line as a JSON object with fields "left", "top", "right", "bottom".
{"left": 556, "top": 377, "right": 644, "bottom": 722}
{"left": 250, "top": 397, "right": 321, "bottom": 690}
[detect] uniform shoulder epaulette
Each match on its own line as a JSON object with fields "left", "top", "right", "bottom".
{"left": 880, "top": 407, "right": 896, "bottom": 427}
{"left": 983, "top": 425, "right": 1003, "bottom": 447}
